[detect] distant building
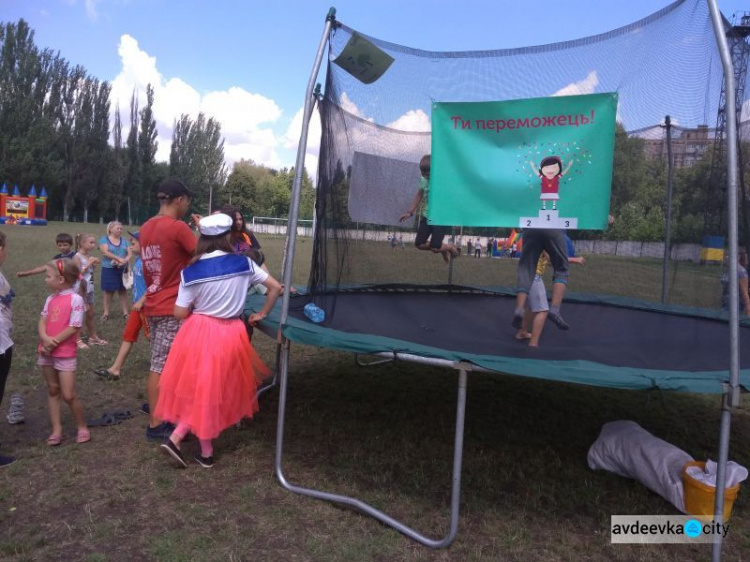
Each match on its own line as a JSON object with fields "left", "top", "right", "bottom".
{"left": 643, "top": 124, "right": 712, "bottom": 168}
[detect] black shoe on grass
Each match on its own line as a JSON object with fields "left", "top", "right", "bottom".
{"left": 160, "top": 439, "right": 187, "bottom": 468}
{"left": 146, "top": 421, "right": 172, "bottom": 442}
{"left": 0, "top": 455, "right": 16, "bottom": 468}
{"left": 194, "top": 453, "right": 214, "bottom": 468}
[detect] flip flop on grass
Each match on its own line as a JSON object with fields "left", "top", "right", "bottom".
{"left": 93, "top": 367, "right": 120, "bottom": 381}
{"left": 86, "top": 413, "right": 120, "bottom": 427}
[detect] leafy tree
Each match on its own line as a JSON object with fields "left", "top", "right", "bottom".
{"left": 106, "top": 103, "right": 128, "bottom": 221}
{"left": 169, "top": 112, "right": 227, "bottom": 214}
{"left": 138, "top": 84, "right": 158, "bottom": 204}
{"left": 0, "top": 20, "right": 60, "bottom": 190}
{"left": 124, "top": 88, "right": 141, "bottom": 220}
{"left": 221, "top": 160, "right": 315, "bottom": 220}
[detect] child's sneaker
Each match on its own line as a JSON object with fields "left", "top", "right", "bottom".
{"left": 6, "top": 394, "right": 24, "bottom": 425}
{"left": 160, "top": 439, "right": 187, "bottom": 468}
{"left": 194, "top": 453, "right": 214, "bottom": 468}
{"left": 146, "top": 421, "right": 172, "bottom": 442}
{"left": 547, "top": 310, "right": 570, "bottom": 330}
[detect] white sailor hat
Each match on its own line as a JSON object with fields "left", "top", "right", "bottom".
{"left": 198, "top": 213, "right": 233, "bottom": 237}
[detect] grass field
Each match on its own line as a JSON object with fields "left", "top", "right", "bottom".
{"left": 0, "top": 222, "right": 747, "bottom": 561}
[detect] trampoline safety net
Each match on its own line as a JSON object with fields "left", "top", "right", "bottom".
{"left": 281, "top": 0, "right": 750, "bottom": 390}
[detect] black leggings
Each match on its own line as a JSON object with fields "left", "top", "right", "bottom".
{"left": 0, "top": 346, "right": 12, "bottom": 407}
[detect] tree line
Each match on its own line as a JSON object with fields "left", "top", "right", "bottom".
{"left": 0, "top": 19, "right": 315, "bottom": 225}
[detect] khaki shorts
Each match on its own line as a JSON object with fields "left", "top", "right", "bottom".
{"left": 526, "top": 276, "right": 550, "bottom": 314}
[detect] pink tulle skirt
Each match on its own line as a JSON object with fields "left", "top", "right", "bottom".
{"left": 155, "top": 314, "right": 270, "bottom": 440}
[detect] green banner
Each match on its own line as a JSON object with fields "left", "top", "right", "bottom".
{"left": 430, "top": 93, "right": 618, "bottom": 230}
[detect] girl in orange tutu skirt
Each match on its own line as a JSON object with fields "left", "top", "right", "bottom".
{"left": 157, "top": 213, "right": 281, "bottom": 468}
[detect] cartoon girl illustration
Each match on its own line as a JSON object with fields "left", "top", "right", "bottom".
{"left": 528, "top": 156, "right": 573, "bottom": 211}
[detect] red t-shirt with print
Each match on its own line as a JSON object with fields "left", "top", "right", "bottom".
{"left": 140, "top": 216, "right": 197, "bottom": 316}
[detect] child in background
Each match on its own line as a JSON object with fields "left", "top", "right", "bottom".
{"left": 73, "top": 234, "right": 107, "bottom": 348}
{"left": 16, "top": 233, "right": 75, "bottom": 278}
{"left": 0, "top": 232, "right": 17, "bottom": 466}
{"left": 399, "top": 154, "right": 459, "bottom": 263}
{"left": 94, "top": 231, "right": 149, "bottom": 380}
{"left": 38, "top": 259, "right": 89, "bottom": 445}
{"left": 515, "top": 244, "right": 585, "bottom": 347}
{"left": 157, "top": 213, "right": 282, "bottom": 469}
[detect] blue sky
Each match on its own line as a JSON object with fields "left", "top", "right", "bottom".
{"left": 2, "top": 0, "right": 746, "bottom": 173}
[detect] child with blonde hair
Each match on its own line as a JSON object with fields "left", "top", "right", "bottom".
{"left": 73, "top": 234, "right": 107, "bottom": 348}
{"left": 38, "top": 258, "right": 90, "bottom": 445}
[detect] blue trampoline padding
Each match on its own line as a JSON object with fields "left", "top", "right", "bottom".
{"left": 245, "top": 291, "right": 750, "bottom": 395}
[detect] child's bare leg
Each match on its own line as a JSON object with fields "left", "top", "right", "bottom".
{"left": 515, "top": 309, "right": 533, "bottom": 340}
{"left": 550, "top": 282, "right": 566, "bottom": 309}
{"left": 440, "top": 242, "right": 458, "bottom": 256}
{"left": 107, "top": 341, "right": 134, "bottom": 377}
{"left": 529, "top": 311, "right": 548, "bottom": 347}
{"left": 43, "top": 366, "right": 63, "bottom": 435}
{"left": 512, "top": 292, "right": 528, "bottom": 329}
{"left": 59, "top": 371, "right": 86, "bottom": 430}
{"left": 548, "top": 282, "right": 569, "bottom": 330}
{"left": 147, "top": 371, "right": 162, "bottom": 428}
{"left": 85, "top": 307, "right": 98, "bottom": 340}
{"left": 118, "top": 290, "right": 129, "bottom": 316}
{"left": 103, "top": 291, "right": 113, "bottom": 318}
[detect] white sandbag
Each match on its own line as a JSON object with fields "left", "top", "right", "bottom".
{"left": 587, "top": 420, "right": 693, "bottom": 513}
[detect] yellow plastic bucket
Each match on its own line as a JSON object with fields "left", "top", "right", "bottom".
{"left": 682, "top": 461, "right": 740, "bottom": 521}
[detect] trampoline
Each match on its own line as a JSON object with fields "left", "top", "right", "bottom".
{"left": 252, "top": 287, "right": 750, "bottom": 393}
{"left": 267, "top": 287, "right": 750, "bottom": 392}
{"left": 256, "top": 1, "right": 746, "bottom": 556}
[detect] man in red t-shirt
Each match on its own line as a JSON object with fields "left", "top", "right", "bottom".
{"left": 140, "top": 179, "right": 197, "bottom": 441}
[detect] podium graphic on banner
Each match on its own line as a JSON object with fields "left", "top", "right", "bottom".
{"left": 519, "top": 209, "right": 577, "bottom": 230}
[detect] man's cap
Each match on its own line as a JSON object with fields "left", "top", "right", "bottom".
{"left": 198, "top": 213, "right": 232, "bottom": 237}
{"left": 156, "top": 179, "right": 194, "bottom": 200}
{"left": 127, "top": 231, "right": 139, "bottom": 240}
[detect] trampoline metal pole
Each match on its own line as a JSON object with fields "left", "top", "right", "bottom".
{"left": 276, "top": 5, "right": 334, "bottom": 496}
{"left": 661, "top": 115, "right": 674, "bottom": 304}
{"left": 279, "top": 355, "right": 469, "bottom": 548}
{"left": 708, "top": 2, "right": 739, "bottom": 561}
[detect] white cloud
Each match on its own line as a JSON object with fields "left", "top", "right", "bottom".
{"left": 553, "top": 70, "right": 599, "bottom": 97}
{"left": 110, "top": 34, "right": 284, "bottom": 171}
{"left": 386, "top": 109, "right": 431, "bottom": 132}
{"left": 283, "top": 106, "right": 321, "bottom": 180}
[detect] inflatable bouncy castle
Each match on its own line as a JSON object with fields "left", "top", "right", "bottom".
{"left": 0, "top": 183, "right": 48, "bottom": 225}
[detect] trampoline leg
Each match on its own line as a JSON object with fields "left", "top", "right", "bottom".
{"left": 257, "top": 341, "right": 283, "bottom": 401}
{"left": 275, "top": 359, "right": 470, "bottom": 549}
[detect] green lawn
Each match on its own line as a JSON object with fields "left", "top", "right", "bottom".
{"left": 0, "top": 222, "right": 746, "bottom": 561}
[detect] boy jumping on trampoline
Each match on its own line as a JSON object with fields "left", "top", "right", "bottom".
{"left": 515, "top": 247, "right": 585, "bottom": 347}
{"left": 399, "top": 154, "right": 459, "bottom": 263}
